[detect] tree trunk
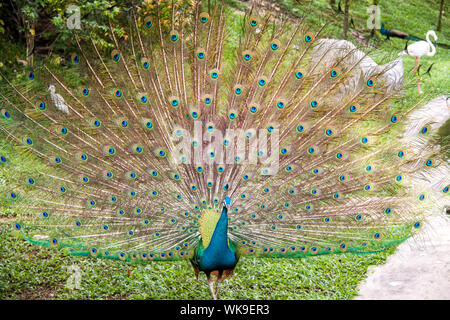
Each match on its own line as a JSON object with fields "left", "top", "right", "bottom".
{"left": 26, "top": 22, "right": 35, "bottom": 67}
{"left": 437, "top": 0, "right": 445, "bottom": 31}
{"left": 343, "top": 0, "right": 350, "bottom": 39}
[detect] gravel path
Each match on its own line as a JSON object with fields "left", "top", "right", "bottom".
{"left": 355, "top": 95, "right": 450, "bottom": 300}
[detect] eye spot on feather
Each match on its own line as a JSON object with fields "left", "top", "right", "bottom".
{"left": 81, "top": 87, "right": 90, "bottom": 96}
{"left": 154, "top": 148, "right": 166, "bottom": 158}
{"left": 420, "top": 124, "right": 431, "bottom": 134}
{"left": 243, "top": 52, "right": 252, "bottom": 62}
{"left": 199, "top": 12, "right": 209, "bottom": 23}
{"left": 296, "top": 124, "right": 305, "bottom": 133}
{"left": 196, "top": 48, "right": 206, "bottom": 60}
{"left": 257, "top": 76, "right": 268, "bottom": 87}
{"left": 36, "top": 101, "right": 46, "bottom": 111}
{"left": 249, "top": 103, "right": 258, "bottom": 113}
{"left": 330, "top": 69, "right": 339, "bottom": 78}
{"left": 59, "top": 127, "right": 69, "bottom": 135}
{"left": 114, "top": 89, "right": 123, "bottom": 98}
{"left": 128, "top": 171, "right": 137, "bottom": 179}
{"left": 71, "top": 54, "right": 80, "bottom": 64}
{"left": 234, "top": 85, "right": 243, "bottom": 95}
{"left": 1, "top": 109, "right": 11, "bottom": 119}
{"left": 144, "top": 17, "right": 153, "bottom": 28}
{"left": 390, "top": 114, "right": 399, "bottom": 123}
{"left": 270, "top": 40, "right": 281, "bottom": 51}
{"left": 210, "top": 69, "right": 219, "bottom": 80}
{"left": 366, "top": 78, "right": 375, "bottom": 87}
{"left": 249, "top": 16, "right": 260, "bottom": 27}
{"left": 23, "top": 137, "right": 33, "bottom": 146}
{"left": 138, "top": 94, "right": 148, "bottom": 104}
{"left": 9, "top": 191, "right": 18, "bottom": 200}
{"left": 310, "top": 100, "right": 319, "bottom": 108}
{"left": 295, "top": 71, "right": 304, "bottom": 79}
{"left": 145, "top": 121, "right": 153, "bottom": 129}
{"left": 191, "top": 110, "right": 199, "bottom": 119}
{"left": 304, "top": 33, "right": 314, "bottom": 42}
{"left": 170, "top": 31, "right": 179, "bottom": 42}
{"left": 103, "top": 170, "right": 113, "bottom": 179}
{"left": 141, "top": 58, "right": 150, "bottom": 69}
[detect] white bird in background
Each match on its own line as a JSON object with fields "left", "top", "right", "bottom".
{"left": 398, "top": 30, "right": 437, "bottom": 74}
{"left": 311, "top": 38, "right": 404, "bottom": 100}
{"left": 48, "top": 85, "right": 69, "bottom": 114}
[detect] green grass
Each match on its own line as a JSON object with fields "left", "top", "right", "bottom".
{"left": 0, "top": 0, "right": 448, "bottom": 300}
{"left": 0, "top": 226, "right": 396, "bottom": 300}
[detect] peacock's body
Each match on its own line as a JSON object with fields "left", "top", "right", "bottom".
{"left": 380, "top": 22, "right": 423, "bottom": 41}
{"left": 0, "top": 1, "right": 444, "bottom": 299}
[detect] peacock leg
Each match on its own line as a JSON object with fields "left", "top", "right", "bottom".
{"left": 215, "top": 280, "right": 221, "bottom": 300}
{"left": 215, "top": 271, "right": 223, "bottom": 299}
{"left": 206, "top": 274, "right": 217, "bottom": 300}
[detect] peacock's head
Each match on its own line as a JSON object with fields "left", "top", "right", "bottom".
{"left": 224, "top": 196, "right": 231, "bottom": 209}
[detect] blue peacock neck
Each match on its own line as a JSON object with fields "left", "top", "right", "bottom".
{"left": 209, "top": 206, "right": 230, "bottom": 250}
{"left": 199, "top": 206, "right": 237, "bottom": 272}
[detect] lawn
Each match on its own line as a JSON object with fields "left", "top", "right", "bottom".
{"left": 0, "top": 0, "right": 448, "bottom": 300}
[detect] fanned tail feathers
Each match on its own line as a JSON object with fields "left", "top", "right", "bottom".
{"left": 0, "top": 0, "right": 441, "bottom": 262}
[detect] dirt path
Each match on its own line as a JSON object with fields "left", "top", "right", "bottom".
{"left": 355, "top": 95, "right": 450, "bottom": 300}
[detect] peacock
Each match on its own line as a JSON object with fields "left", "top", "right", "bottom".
{"left": 0, "top": 0, "right": 445, "bottom": 300}
{"left": 380, "top": 22, "right": 423, "bottom": 41}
